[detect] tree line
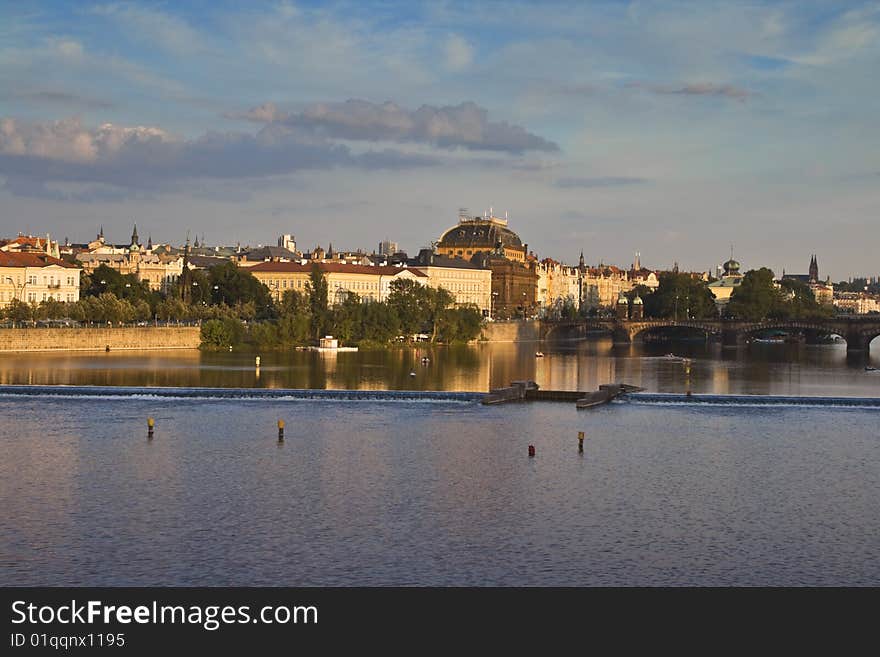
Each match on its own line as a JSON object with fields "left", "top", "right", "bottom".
{"left": 0, "top": 260, "right": 483, "bottom": 347}
{"left": 625, "top": 269, "right": 833, "bottom": 321}
{"left": 200, "top": 268, "right": 483, "bottom": 349}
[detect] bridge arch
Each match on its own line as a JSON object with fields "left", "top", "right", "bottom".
{"left": 629, "top": 322, "right": 718, "bottom": 344}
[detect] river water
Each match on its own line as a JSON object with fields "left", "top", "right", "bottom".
{"left": 1, "top": 339, "right": 878, "bottom": 586}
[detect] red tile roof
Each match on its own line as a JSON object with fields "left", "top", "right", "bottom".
{"left": 0, "top": 251, "right": 78, "bottom": 268}
{"left": 247, "top": 262, "right": 427, "bottom": 277}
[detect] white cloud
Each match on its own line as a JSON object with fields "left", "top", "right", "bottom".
{"left": 444, "top": 34, "right": 474, "bottom": 72}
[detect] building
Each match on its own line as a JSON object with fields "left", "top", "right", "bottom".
{"left": 247, "top": 261, "right": 428, "bottom": 305}
{"left": 278, "top": 234, "right": 296, "bottom": 252}
{"left": 75, "top": 225, "right": 183, "bottom": 291}
{"left": 436, "top": 211, "right": 527, "bottom": 262}
{"left": 236, "top": 245, "right": 298, "bottom": 266}
{"left": 580, "top": 264, "right": 631, "bottom": 311}
{"left": 0, "top": 233, "right": 61, "bottom": 258}
{"left": 536, "top": 258, "right": 581, "bottom": 317}
{"left": 708, "top": 257, "right": 745, "bottom": 311}
{"left": 378, "top": 240, "right": 399, "bottom": 257}
{"left": 629, "top": 253, "right": 659, "bottom": 292}
{"left": 436, "top": 210, "right": 537, "bottom": 318}
{"left": 0, "top": 251, "right": 81, "bottom": 308}
{"left": 834, "top": 292, "right": 880, "bottom": 314}
{"left": 782, "top": 255, "right": 834, "bottom": 306}
{"left": 408, "top": 249, "right": 492, "bottom": 315}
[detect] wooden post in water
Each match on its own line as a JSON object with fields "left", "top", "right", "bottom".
{"left": 578, "top": 431, "right": 584, "bottom": 453}
{"left": 277, "top": 419, "right": 285, "bottom": 443}
{"left": 147, "top": 417, "right": 155, "bottom": 439}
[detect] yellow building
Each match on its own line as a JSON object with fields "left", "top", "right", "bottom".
{"left": 247, "top": 262, "right": 428, "bottom": 305}
{"left": 708, "top": 258, "right": 744, "bottom": 310}
{"left": 581, "top": 265, "right": 632, "bottom": 310}
{"left": 0, "top": 251, "right": 81, "bottom": 308}
{"left": 408, "top": 250, "right": 492, "bottom": 314}
{"left": 76, "top": 225, "right": 184, "bottom": 291}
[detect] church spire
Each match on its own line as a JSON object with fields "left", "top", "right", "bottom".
{"left": 131, "top": 223, "right": 139, "bottom": 246}
{"left": 578, "top": 250, "right": 585, "bottom": 268}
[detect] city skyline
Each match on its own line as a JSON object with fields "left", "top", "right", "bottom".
{"left": 1, "top": 1, "right": 878, "bottom": 279}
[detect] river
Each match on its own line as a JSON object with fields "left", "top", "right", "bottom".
{"left": 1, "top": 338, "right": 878, "bottom": 585}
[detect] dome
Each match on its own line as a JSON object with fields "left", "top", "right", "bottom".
{"left": 617, "top": 293, "right": 629, "bottom": 304}
{"left": 723, "top": 258, "right": 740, "bottom": 274}
{"left": 438, "top": 218, "right": 523, "bottom": 249}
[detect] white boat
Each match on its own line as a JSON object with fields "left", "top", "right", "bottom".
{"left": 535, "top": 352, "right": 544, "bottom": 358}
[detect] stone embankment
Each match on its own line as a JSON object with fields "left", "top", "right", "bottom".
{"left": 480, "top": 319, "right": 540, "bottom": 342}
{"left": 0, "top": 327, "right": 201, "bottom": 352}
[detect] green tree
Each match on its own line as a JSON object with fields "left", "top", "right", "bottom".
{"left": 436, "top": 306, "right": 483, "bottom": 343}
{"left": 725, "top": 268, "right": 782, "bottom": 320}
{"left": 776, "top": 279, "right": 832, "bottom": 319}
{"left": 208, "top": 261, "right": 273, "bottom": 318}
{"left": 643, "top": 273, "right": 717, "bottom": 319}
{"left": 387, "top": 278, "right": 429, "bottom": 338}
{"left": 426, "top": 286, "right": 455, "bottom": 342}
{"left": 306, "top": 264, "right": 329, "bottom": 341}
{"left": 83, "top": 264, "right": 152, "bottom": 303}
{"left": 3, "top": 299, "right": 35, "bottom": 324}
{"left": 200, "top": 318, "right": 244, "bottom": 349}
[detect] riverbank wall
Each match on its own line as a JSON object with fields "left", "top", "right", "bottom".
{"left": 480, "top": 320, "right": 541, "bottom": 342}
{"left": 0, "top": 327, "right": 201, "bottom": 352}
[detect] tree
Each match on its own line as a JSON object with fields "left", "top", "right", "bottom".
{"left": 426, "top": 286, "right": 455, "bottom": 342}
{"left": 200, "top": 318, "right": 244, "bottom": 349}
{"left": 387, "top": 278, "right": 429, "bottom": 338}
{"left": 775, "top": 279, "right": 832, "bottom": 319}
{"left": 3, "top": 299, "right": 34, "bottom": 324}
{"left": 307, "top": 264, "right": 329, "bottom": 341}
{"left": 725, "top": 268, "right": 782, "bottom": 320}
{"left": 208, "top": 261, "right": 273, "bottom": 318}
{"left": 82, "top": 264, "right": 151, "bottom": 303}
{"left": 643, "top": 273, "right": 717, "bottom": 319}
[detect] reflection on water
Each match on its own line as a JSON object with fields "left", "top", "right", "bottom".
{"left": 1, "top": 396, "right": 878, "bottom": 586}
{"left": 1, "top": 337, "right": 878, "bottom": 396}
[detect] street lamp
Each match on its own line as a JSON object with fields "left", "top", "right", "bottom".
{"left": 491, "top": 291, "right": 498, "bottom": 319}
{"left": 522, "top": 291, "right": 527, "bottom": 320}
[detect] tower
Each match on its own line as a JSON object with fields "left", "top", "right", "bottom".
{"left": 131, "top": 224, "right": 139, "bottom": 247}
{"left": 578, "top": 250, "right": 585, "bottom": 268}
{"left": 633, "top": 251, "right": 641, "bottom": 271}
{"left": 809, "top": 255, "right": 819, "bottom": 283}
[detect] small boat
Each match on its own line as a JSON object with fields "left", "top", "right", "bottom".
{"left": 535, "top": 351, "right": 544, "bottom": 358}
{"left": 420, "top": 356, "right": 430, "bottom": 364}
{"left": 866, "top": 366, "right": 878, "bottom": 372}
{"left": 409, "top": 371, "right": 417, "bottom": 377}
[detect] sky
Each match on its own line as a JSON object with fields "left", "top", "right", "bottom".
{"left": 1, "top": 0, "right": 878, "bottom": 279}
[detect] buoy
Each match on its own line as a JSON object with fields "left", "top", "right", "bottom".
{"left": 578, "top": 431, "right": 584, "bottom": 453}
{"left": 277, "top": 419, "right": 285, "bottom": 442}
{"left": 147, "top": 417, "right": 155, "bottom": 439}
{"left": 528, "top": 445, "right": 536, "bottom": 457}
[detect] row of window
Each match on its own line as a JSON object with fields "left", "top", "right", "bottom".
{"left": 23, "top": 292, "right": 78, "bottom": 302}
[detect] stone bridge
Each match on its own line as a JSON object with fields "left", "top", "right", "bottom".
{"left": 540, "top": 316, "right": 880, "bottom": 354}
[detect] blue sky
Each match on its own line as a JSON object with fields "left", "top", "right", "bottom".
{"left": 1, "top": 1, "right": 878, "bottom": 278}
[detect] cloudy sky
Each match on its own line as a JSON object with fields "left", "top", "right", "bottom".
{"left": 1, "top": 1, "right": 878, "bottom": 278}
